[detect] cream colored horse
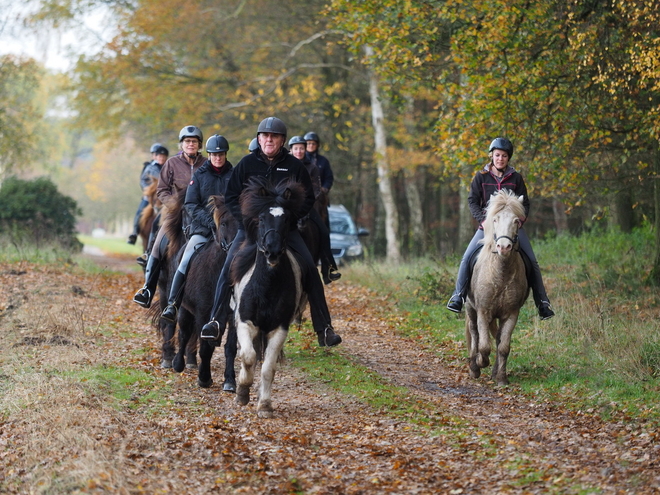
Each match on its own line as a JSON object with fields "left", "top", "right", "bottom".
{"left": 465, "top": 189, "right": 530, "bottom": 386}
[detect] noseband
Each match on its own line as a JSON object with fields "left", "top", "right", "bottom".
{"left": 492, "top": 233, "right": 519, "bottom": 253}
{"left": 257, "top": 228, "right": 281, "bottom": 253}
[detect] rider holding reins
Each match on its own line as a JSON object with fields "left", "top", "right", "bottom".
{"left": 200, "top": 117, "right": 342, "bottom": 347}
{"left": 447, "top": 137, "right": 555, "bottom": 320}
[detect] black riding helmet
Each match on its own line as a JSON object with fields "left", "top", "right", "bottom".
{"left": 257, "top": 117, "right": 287, "bottom": 138}
{"left": 303, "top": 131, "right": 320, "bottom": 143}
{"left": 150, "top": 142, "right": 164, "bottom": 153}
{"left": 206, "top": 134, "right": 229, "bottom": 153}
{"left": 288, "top": 135, "right": 306, "bottom": 147}
{"left": 248, "top": 138, "right": 258, "bottom": 152}
{"left": 179, "top": 125, "right": 203, "bottom": 143}
{"left": 489, "top": 137, "right": 514, "bottom": 158}
{"left": 153, "top": 145, "right": 169, "bottom": 156}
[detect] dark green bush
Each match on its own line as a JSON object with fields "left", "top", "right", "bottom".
{"left": 0, "top": 176, "right": 82, "bottom": 250}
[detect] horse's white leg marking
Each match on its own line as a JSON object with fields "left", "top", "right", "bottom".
{"left": 476, "top": 311, "right": 492, "bottom": 369}
{"left": 257, "top": 327, "right": 288, "bottom": 418}
{"left": 236, "top": 319, "right": 258, "bottom": 406}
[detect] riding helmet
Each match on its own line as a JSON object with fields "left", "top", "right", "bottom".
{"left": 256, "top": 117, "right": 287, "bottom": 138}
{"left": 489, "top": 137, "right": 514, "bottom": 158}
{"left": 178, "top": 125, "right": 203, "bottom": 143}
{"left": 303, "top": 131, "right": 320, "bottom": 143}
{"left": 206, "top": 134, "right": 229, "bottom": 153}
{"left": 288, "top": 135, "right": 307, "bottom": 147}
{"left": 153, "top": 145, "right": 169, "bottom": 156}
{"left": 150, "top": 142, "right": 164, "bottom": 153}
{"left": 248, "top": 138, "right": 258, "bottom": 152}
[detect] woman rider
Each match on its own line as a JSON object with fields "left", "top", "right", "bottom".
{"left": 133, "top": 126, "right": 206, "bottom": 308}
{"left": 288, "top": 135, "right": 340, "bottom": 284}
{"left": 446, "top": 137, "right": 555, "bottom": 320}
{"left": 160, "top": 135, "right": 234, "bottom": 322}
{"left": 200, "top": 117, "right": 342, "bottom": 347}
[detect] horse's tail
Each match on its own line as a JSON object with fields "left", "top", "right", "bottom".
{"left": 162, "top": 186, "right": 187, "bottom": 260}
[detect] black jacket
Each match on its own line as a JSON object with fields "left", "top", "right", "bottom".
{"left": 306, "top": 151, "right": 334, "bottom": 191}
{"left": 225, "top": 148, "right": 315, "bottom": 228}
{"left": 184, "top": 160, "right": 233, "bottom": 237}
{"left": 468, "top": 163, "right": 530, "bottom": 224}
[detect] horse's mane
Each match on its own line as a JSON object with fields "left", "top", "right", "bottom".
{"left": 240, "top": 177, "right": 307, "bottom": 242}
{"left": 481, "top": 189, "right": 526, "bottom": 252}
{"left": 163, "top": 186, "right": 187, "bottom": 260}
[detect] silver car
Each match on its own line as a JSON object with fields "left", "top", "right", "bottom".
{"left": 328, "top": 204, "right": 369, "bottom": 265}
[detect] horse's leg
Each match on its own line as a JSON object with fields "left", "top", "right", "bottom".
{"left": 172, "top": 311, "right": 192, "bottom": 373}
{"left": 476, "top": 311, "right": 492, "bottom": 369}
{"left": 197, "top": 338, "right": 215, "bottom": 388}
{"left": 160, "top": 317, "right": 176, "bottom": 369}
{"left": 465, "top": 307, "right": 481, "bottom": 378}
{"left": 185, "top": 324, "right": 198, "bottom": 370}
{"left": 223, "top": 319, "right": 237, "bottom": 393}
{"left": 236, "top": 320, "right": 258, "bottom": 406}
{"left": 257, "top": 328, "right": 288, "bottom": 419}
{"left": 492, "top": 316, "right": 517, "bottom": 386}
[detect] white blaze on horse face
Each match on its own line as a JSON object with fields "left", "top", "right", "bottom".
{"left": 494, "top": 211, "right": 518, "bottom": 256}
{"left": 269, "top": 206, "right": 285, "bottom": 217}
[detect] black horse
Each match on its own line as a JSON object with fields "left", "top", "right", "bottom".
{"left": 231, "top": 177, "right": 308, "bottom": 418}
{"left": 162, "top": 192, "right": 240, "bottom": 392}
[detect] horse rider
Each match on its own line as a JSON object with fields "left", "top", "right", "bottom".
{"left": 160, "top": 135, "right": 234, "bottom": 322}
{"left": 289, "top": 135, "right": 341, "bottom": 284}
{"left": 200, "top": 117, "right": 342, "bottom": 347}
{"left": 446, "top": 137, "right": 555, "bottom": 320}
{"left": 128, "top": 143, "right": 169, "bottom": 245}
{"left": 133, "top": 125, "right": 206, "bottom": 308}
{"left": 304, "top": 131, "right": 335, "bottom": 196}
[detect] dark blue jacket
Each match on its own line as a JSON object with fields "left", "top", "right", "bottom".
{"left": 306, "top": 151, "right": 334, "bottom": 191}
{"left": 184, "top": 160, "right": 233, "bottom": 237}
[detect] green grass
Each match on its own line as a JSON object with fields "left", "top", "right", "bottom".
{"left": 340, "top": 224, "right": 660, "bottom": 427}
{"left": 78, "top": 234, "right": 144, "bottom": 256}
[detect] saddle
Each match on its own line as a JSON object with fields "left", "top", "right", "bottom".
{"left": 468, "top": 245, "right": 533, "bottom": 285}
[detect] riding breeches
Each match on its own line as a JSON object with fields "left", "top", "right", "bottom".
{"left": 150, "top": 224, "right": 168, "bottom": 261}
{"left": 452, "top": 228, "right": 551, "bottom": 307}
{"left": 176, "top": 234, "right": 208, "bottom": 276}
{"left": 208, "top": 229, "right": 246, "bottom": 322}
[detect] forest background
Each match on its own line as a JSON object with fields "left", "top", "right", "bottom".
{"left": 2, "top": 0, "right": 660, "bottom": 276}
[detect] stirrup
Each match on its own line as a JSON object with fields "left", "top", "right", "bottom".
{"left": 317, "top": 326, "right": 342, "bottom": 347}
{"left": 201, "top": 320, "right": 221, "bottom": 340}
{"left": 133, "top": 288, "right": 152, "bottom": 308}
{"left": 446, "top": 295, "right": 464, "bottom": 313}
{"left": 161, "top": 304, "right": 178, "bottom": 323}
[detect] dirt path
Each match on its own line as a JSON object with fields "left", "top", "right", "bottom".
{"left": 0, "top": 254, "right": 658, "bottom": 494}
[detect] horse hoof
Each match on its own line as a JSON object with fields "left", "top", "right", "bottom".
{"left": 236, "top": 386, "right": 250, "bottom": 405}
{"left": 223, "top": 381, "right": 236, "bottom": 393}
{"left": 172, "top": 356, "right": 185, "bottom": 373}
{"left": 469, "top": 368, "right": 481, "bottom": 379}
{"left": 198, "top": 378, "right": 213, "bottom": 388}
{"left": 185, "top": 363, "right": 197, "bottom": 370}
{"left": 257, "top": 409, "right": 274, "bottom": 419}
{"left": 161, "top": 359, "right": 173, "bottom": 369}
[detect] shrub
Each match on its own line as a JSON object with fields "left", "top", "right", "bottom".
{"left": 0, "top": 176, "right": 82, "bottom": 250}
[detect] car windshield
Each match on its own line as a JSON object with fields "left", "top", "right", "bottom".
{"left": 329, "top": 210, "right": 357, "bottom": 235}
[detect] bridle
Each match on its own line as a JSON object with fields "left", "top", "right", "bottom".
{"left": 492, "top": 233, "right": 520, "bottom": 253}
{"left": 257, "top": 228, "right": 280, "bottom": 254}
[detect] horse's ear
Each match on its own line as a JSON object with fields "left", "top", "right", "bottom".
{"left": 258, "top": 186, "right": 269, "bottom": 197}
{"left": 518, "top": 195, "right": 524, "bottom": 203}
{"left": 283, "top": 188, "right": 292, "bottom": 201}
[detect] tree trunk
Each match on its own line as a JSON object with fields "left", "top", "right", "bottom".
{"left": 403, "top": 95, "right": 424, "bottom": 256}
{"left": 610, "top": 189, "right": 634, "bottom": 233}
{"left": 552, "top": 198, "right": 568, "bottom": 234}
{"left": 365, "top": 45, "right": 401, "bottom": 264}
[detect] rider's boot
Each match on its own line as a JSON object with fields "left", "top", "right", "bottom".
{"left": 201, "top": 303, "right": 229, "bottom": 341}
{"left": 161, "top": 270, "right": 186, "bottom": 323}
{"left": 132, "top": 256, "right": 161, "bottom": 308}
{"left": 127, "top": 233, "right": 137, "bottom": 245}
{"left": 446, "top": 292, "right": 464, "bottom": 313}
{"left": 317, "top": 325, "right": 342, "bottom": 347}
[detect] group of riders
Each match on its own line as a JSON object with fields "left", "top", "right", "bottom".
{"left": 128, "top": 118, "right": 344, "bottom": 348}
{"left": 127, "top": 121, "right": 554, "bottom": 354}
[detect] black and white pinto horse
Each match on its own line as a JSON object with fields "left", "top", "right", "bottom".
{"left": 231, "top": 177, "right": 307, "bottom": 418}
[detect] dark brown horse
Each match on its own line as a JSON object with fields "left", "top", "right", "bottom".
{"left": 138, "top": 177, "right": 161, "bottom": 253}
{"left": 166, "top": 193, "right": 239, "bottom": 392}
{"left": 465, "top": 189, "right": 529, "bottom": 386}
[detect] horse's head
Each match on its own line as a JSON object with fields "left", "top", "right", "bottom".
{"left": 210, "top": 195, "right": 238, "bottom": 252}
{"left": 241, "top": 177, "right": 306, "bottom": 267}
{"left": 483, "top": 189, "right": 526, "bottom": 257}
